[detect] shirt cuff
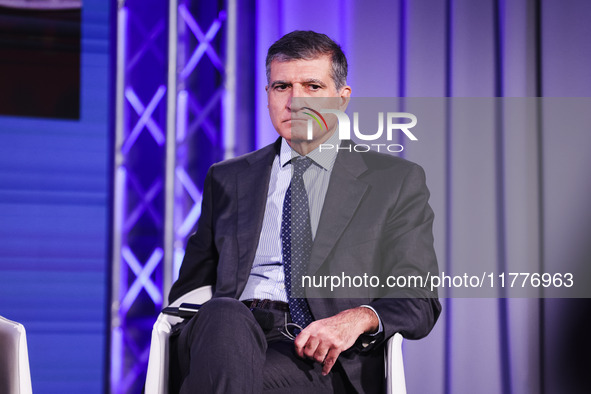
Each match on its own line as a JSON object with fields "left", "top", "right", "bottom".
{"left": 359, "top": 305, "right": 383, "bottom": 336}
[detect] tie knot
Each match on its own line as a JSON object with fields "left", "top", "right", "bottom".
{"left": 292, "top": 157, "right": 313, "bottom": 178}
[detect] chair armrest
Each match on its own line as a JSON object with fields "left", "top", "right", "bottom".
{"left": 386, "top": 333, "right": 406, "bottom": 394}
{"left": 145, "top": 286, "right": 213, "bottom": 394}
{"left": 0, "top": 315, "right": 33, "bottom": 394}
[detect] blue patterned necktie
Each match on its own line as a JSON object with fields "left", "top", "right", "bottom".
{"left": 281, "top": 156, "right": 314, "bottom": 328}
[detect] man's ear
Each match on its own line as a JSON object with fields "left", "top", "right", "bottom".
{"left": 265, "top": 85, "right": 269, "bottom": 92}
{"left": 340, "top": 85, "right": 352, "bottom": 98}
{"left": 339, "top": 86, "right": 352, "bottom": 110}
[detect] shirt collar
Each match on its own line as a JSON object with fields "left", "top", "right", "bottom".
{"left": 279, "top": 130, "right": 340, "bottom": 172}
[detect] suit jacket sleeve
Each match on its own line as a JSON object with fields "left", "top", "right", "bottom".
{"left": 368, "top": 163, "right": 441, "bottom": 342}
{"left": 169, "top": 166, "right": 218, "bottom": 304}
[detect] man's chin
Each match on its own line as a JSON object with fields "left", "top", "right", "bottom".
{"left": 278, "top": 125, "right": 306, "bottom": 141}
{"left": 277, "top": 125, "right": 331, "bottom": 145}
{"left": 289, "top": 132, "right": 313, "bottom": 145}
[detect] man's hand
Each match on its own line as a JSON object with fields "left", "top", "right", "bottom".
{"left": 294, "top": 307, "right": 379, "bottom": 376}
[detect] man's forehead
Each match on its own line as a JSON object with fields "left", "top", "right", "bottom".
{"left": 269, "top": 56, "right": 332, "bottom": 80}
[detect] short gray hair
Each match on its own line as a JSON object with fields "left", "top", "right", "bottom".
{"left": 265, "top": 30, "right": 348, "bottom": 91}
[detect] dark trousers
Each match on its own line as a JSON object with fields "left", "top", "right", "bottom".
{"left": 172, "top": 297, "right": 353, "bottom": 393}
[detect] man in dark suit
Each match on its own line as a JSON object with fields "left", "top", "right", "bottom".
{"left": 169, "top": 30, "right": 441, "bottom": 393}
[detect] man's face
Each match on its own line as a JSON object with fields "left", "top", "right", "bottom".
{"left": 266, "top": 55, "right": 350, "bottom": 145}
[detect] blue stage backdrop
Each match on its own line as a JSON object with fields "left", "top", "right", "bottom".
{"left": 0, "top": 1, "right": 112, "bottom": 393}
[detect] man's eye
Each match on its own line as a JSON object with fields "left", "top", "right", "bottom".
{"left": 275, "top": 84, "right": 289, "bottom": 91}
{"left": 309, "top": 84, "right": 321, "bottom": 90}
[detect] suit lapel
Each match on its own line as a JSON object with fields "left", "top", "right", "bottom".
{"left": 308, "top": 148, "right": 369, "bottom": 276}
{"left": 235, "top": 140, "right": 279, "bottom": 295}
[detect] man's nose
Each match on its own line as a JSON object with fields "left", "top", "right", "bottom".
{"left": 287, "top": 84, "right": 305, "bottom": 111}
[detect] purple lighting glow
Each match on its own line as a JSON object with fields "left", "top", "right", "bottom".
{"left": 178, "top": 4, "right": 225, "bottom": 79}
{"left": 122, "top": 86, "right": 167, "bottom": 154}
{"left": 120, "top": 247, "right": 163, "bottom": 313}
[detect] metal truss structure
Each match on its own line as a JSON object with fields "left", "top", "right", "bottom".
{"left": 112, "top": 0, "right": 235, "bottom": 392}
{"left": 164, "top": 0, "right": 235, "bottom": 297}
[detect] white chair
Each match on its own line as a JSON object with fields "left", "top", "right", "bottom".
{"left": 0, "top": 316, "right": 33, "bottom": 394}
{"left": 145, "top": 286, "right": 406, "bottom": 394}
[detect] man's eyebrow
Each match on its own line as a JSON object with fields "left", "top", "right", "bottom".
{"left": 270, "top": 80, "right": 291, "bottom": 87}
{"left": 301, "top": 79, "right": 327, "bottom": 87}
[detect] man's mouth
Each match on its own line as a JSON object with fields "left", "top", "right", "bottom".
{"left": 285, "top": 118, "right": 307, "bottom": 122}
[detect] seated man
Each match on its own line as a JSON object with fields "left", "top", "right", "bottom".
{"left": 169, "top": 30, "right": 441, "bottom": 393}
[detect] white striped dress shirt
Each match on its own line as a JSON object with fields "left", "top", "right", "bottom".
{"left": 239, "top": 132, "right": 339, "bottom": 302}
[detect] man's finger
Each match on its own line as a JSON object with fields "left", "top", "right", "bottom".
{"left": 294, "top": 329, "right": 311, "bottom": 358}
{"left": 322, "top": 348, "right": 341, "bottom": 376}
{"left": 312, "top": 341, "right": 330, "bottom": 364}
{"left": 302, "top": 336, "right": 320, "bottom": 359}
